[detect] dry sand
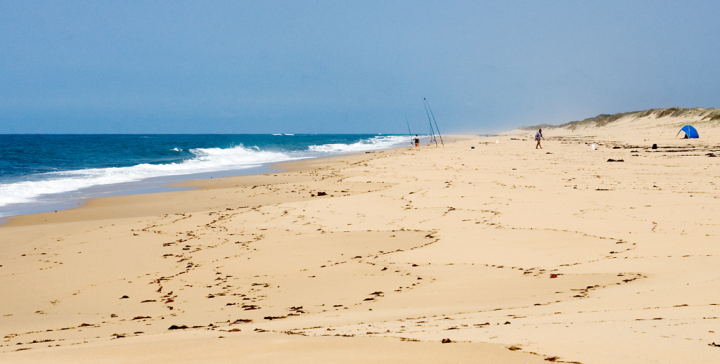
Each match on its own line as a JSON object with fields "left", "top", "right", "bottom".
{"left": 2, "top": 113, "right": 720, "bottom": 363}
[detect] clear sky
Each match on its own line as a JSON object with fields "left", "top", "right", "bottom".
{"left": 1, "top": 0, "right": 719, "bottom": 134}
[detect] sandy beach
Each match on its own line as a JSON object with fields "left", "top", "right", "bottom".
{"left": 2, "top": 110, "right": 720, "bottom": 363}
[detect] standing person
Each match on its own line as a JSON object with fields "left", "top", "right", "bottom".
{"left": 535, "top": 129, "right": 544, "bottom": 149}
{"left": 414, "top": 135, "right": 420, "bottom": 147}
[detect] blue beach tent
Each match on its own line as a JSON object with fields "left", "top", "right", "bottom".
{"left": 676, "top": 125, "right": 699, "bottom": 139}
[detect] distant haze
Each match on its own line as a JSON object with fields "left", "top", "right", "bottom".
{"left": 1, "top": 1, "right": 719, "bottom": 134}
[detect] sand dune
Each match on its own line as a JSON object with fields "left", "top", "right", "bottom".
{"left": 507, "top": 106, "right": 720, "bottom": 144}
{"left": 2, "top": 112, "right": 720, "bottom": 363}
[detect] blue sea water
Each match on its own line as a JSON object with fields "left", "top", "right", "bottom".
{"left": 0, "top": 134, "right": 410, "bottom": 219}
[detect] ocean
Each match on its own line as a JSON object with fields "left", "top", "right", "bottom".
{"left": 0, "top": 134, "right": 411, "bottom": 220}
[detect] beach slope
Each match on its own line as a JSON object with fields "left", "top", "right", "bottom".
{"left": 2, "top": 116, "right": 720, "bottom": 363}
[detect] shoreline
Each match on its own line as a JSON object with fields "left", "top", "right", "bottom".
{"left": 0, "top": 133, "right": 416, "bottom": 224}
{"left": 1, "top": 134, "right": 472, "bottom": 227}
{"left": 2, "top": 130, "right": 719, "bottom": 363}
{"left": 0, "top": 150, "right": 395, "bottom": 227}
{"left": 0, "top": 137, "right": 424, "bottom": 227}
{"left": 0, "top": 164, "right": 280, "bottom": 227}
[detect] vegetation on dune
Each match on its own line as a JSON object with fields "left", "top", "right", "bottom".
{"left": 520, "top": 107, "right": 720, "bottom": 130}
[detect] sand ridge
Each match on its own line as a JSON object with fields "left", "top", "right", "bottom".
{"left": 1, "top": 124, "right": 720, "bottom": 363}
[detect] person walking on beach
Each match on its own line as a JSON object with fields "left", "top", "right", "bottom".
{"left": 414, "top": 135, "right": 420, "bottom": 147}
{"left": 535, "top": 129, "right": 544, "bottom": 149}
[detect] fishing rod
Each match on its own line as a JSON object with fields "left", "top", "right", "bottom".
{"left": 424, "top": 98, "right": 444, "bottom": 147}
{"left": 405, "top": 115, "right": 413, "bottom": 146}
{"left": 423, "top": 98, "right": 439, "bottom": 147}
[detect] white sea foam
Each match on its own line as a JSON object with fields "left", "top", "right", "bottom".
{"left": 308, "top": 135, "right": 408, "bottom": 153}
{"left": 0, "top": 146, "right": 295, "bottom": 207}
{"left": 0, "top": 136, "right": 407, "bottom": 211}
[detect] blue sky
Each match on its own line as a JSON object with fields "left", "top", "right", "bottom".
{"left": 1, "top": 0, "right": 719, "bottom": 134}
